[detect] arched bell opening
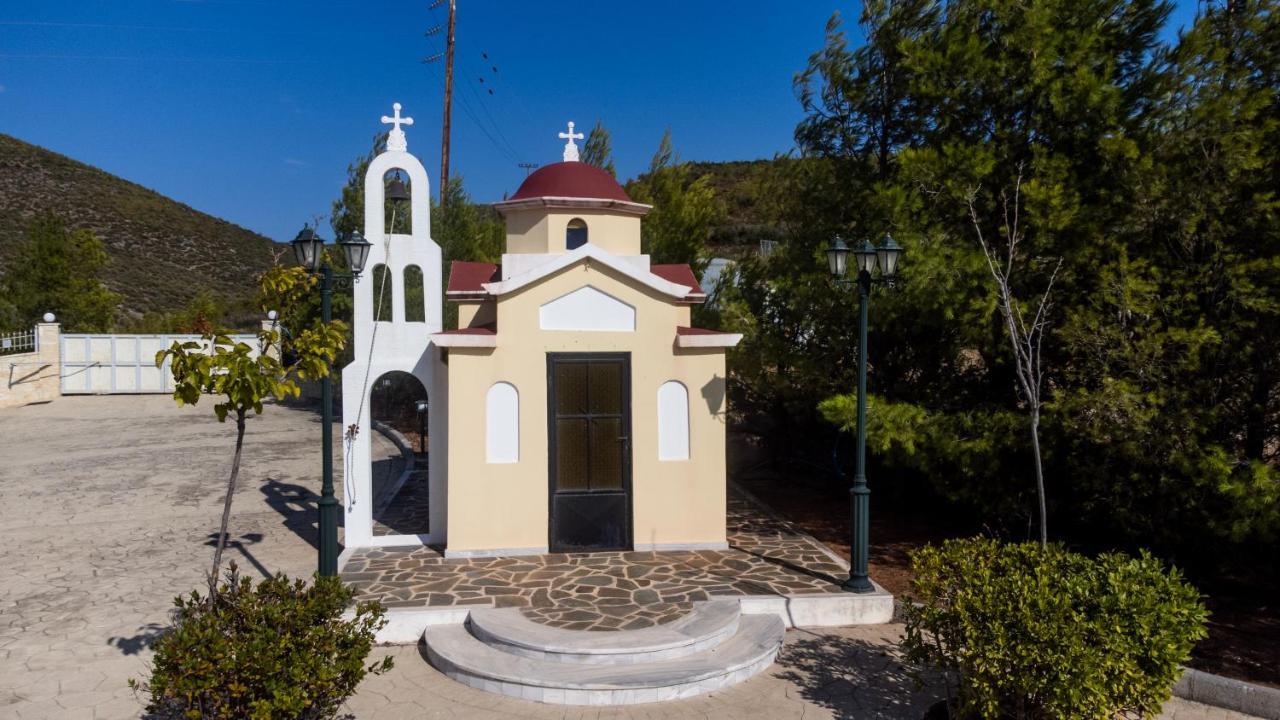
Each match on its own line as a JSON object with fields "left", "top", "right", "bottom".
{"left": 383, "top": 169, "right": 412, "bottom": 235}
{"left": 369, "top": 370, "right": 431, "bottom": 537}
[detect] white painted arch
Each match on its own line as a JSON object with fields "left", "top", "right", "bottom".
{"left": 486, "top": 382, "right": 519, "bottom": 464}
{"left": 658, "top": 380, "right": 690, "bottom": 461}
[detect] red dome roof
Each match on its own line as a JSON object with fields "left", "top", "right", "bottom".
{"left": 510, "top": 162, "right": 631, "bottom": 202}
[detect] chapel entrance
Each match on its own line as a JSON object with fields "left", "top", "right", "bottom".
{"left": 547, "top": 353, "right": 632, "bottom": 552}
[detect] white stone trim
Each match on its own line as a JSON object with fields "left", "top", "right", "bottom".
{"left": 349, "top": 605, "right": 489, "bottom": 645}
{"left": 631, "top": 541, "right": 729, "bottom": 552}
{"left": 443, "top": 545, "right": 549, "bottom": 559}
{"left": 675, "top": 332, "right": 743, "bottom": 348}
{"left": 364, "top": 533, "right": 439, "bottom": 548}
{"left": 430, "top": 333, "right": 497, "bottom": 348}
{"left": 484, "top": 244, "right": 691, "bottom": 299}
{"left": 736, "top": 587, "right": 894, "bottom": 628}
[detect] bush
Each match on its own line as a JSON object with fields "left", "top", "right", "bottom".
{"left": 131, "top": 568, "right": 393, "bottom": 719}
{"left": 902, "top": 538, "right": 1207, "bottom": 719}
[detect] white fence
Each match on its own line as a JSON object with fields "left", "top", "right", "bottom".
{"left": 0, "top": 328, "right": 37, "bottom": 356}
{"left": 60, "top": 334, "right": 259, "bottom": 394}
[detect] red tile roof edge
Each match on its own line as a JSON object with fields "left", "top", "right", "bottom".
{"left": 447, "top": 261, "right": 500, "bottom": 294}
{"left": 650, "top": 263, "right": 706, "bottom": 298}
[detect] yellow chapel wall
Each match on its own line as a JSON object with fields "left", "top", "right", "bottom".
{"left": 444, "top": 261, "right": 725, "bottom": 555}
{"left": 503, "top": 208, "right": 642, "bottom": 256}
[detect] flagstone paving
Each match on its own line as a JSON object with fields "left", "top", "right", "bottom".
{"left": 342, "top": 489, "right": 849, "bottom": 631}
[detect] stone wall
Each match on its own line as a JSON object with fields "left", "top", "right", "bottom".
{"left": 1, "top": 323, "right": 61, "bottom": 409}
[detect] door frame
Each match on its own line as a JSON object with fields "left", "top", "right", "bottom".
{"left": 546, "top": 352, "right": 633, "bottom": 552}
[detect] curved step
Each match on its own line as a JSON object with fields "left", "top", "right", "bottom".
{"left": 467, "top": 599, "right": 740, "bottom": 664}
{"left": 424, "top": 614, "right": 785, "bottom": 705}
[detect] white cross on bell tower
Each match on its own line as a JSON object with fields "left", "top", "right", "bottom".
{"left": 382, "top": 102, "right": 414, "bottom": 152}
{"left": 559, "top": 121, "right": 584, "bottom": 162}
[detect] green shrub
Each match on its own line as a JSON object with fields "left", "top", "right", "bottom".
{"left": 902, "top": 538, "right": 1207, "bottom": 719}
{"left": 131, "top": 568, "right": 393, "bottom": 720}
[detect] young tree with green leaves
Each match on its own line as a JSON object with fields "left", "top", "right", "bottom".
{"left": 2, "top": 213, "right": 120, "bottom": 331}
{"left": 157, "top": 265, "right": 348, "bottom": 594}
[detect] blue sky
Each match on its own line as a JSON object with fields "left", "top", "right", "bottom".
{"left": 1, "top": 1, "right": 1202, "bottom": 242}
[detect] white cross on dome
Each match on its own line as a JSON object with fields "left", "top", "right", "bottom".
{"left": 558, "top": 121, "right": 584, "bottom": 162}
{"left": 381, "top": 103, "right": 414, "bottom": 152}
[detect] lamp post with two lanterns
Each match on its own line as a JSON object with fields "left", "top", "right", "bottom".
{"left": 289, "top": 227, "right": 372, "bottom": 577}
{"left": 824, "top": 234, "right": 902, "bottom": 593}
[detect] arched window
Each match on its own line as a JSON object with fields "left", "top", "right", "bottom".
{"left": 657, "top": 381, "right": 690, "bottom": 460}
{"left": 486, "top": 382, "right": 519, "bottom": 463}
{"left": 403, "top": 265, "right": 425, "bottom": 322}
{"left": 371, "top": 264, "right": 393, "bottom": 322}
{"left": 566, "top": 218, "right": 588, "bottom": 250}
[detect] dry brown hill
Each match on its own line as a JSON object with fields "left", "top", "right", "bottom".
{"left": 0, "top": 133, "right": 280, "bottom": 321}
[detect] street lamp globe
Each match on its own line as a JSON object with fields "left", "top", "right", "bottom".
{"left": 339, "top": 231, "right": 372, "bottom": 276}
{"left": 877, "top": 234, "right": 903, "bottom": 279}
{"left": 855, "top": 238, "right": 879, "bottom": 274}
{"left": 291, "top": 227, "right": 325, "bottom": 272}
{"left": 826, "top": 236, "right": 851, "bottom": 278}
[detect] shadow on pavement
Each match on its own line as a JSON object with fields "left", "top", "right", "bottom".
{"left": 109, "top": 622, "right": 168, "bottom": 656}
{"left": 772, "top": 630, "right": 943, "bottom": 720}
{"left": 260, "top": 478, "right": 344, "bottom": 553}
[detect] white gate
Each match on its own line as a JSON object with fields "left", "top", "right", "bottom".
{"left": 60, "top": 334, "right": 259, "bottom": 394}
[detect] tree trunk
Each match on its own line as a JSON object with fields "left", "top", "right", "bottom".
{"left": 209, "top": 409, "right": 247, "bottom": 597}
{"left": 1029, "top": 412, "right": 1047, "bottom": 547}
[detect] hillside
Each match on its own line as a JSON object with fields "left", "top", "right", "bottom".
{"left": 624, "top": 158, "right": 784, "bottom": 258}
{"left": 0, "top": 134, "right": 280, "bottom": 321}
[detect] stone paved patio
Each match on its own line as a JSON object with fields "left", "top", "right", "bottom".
{"left": 342, "top": 489, "right": 849, "bottom": 631}
{"left": 0, "top": 396, "right": 1260, "bottom": 719}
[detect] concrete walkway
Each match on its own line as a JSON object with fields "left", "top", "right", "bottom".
{"left": 0, "top": 396, "right": 1259, "bottom": 719}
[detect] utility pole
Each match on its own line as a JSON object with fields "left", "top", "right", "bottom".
{"left": 439, "top": 0, "right": 457, "bottom": 206}
{"left": 518, "top": 162, "right": 539, "bottom": 177}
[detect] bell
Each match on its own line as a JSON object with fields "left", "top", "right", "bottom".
{"left": 386, "top": 175, "right": 410, "bottom": 203}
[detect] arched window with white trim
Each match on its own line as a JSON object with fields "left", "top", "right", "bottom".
{"left": 486, "top": 382, "right": 519, "bottom": 463}
{"left": 566, "top": 218, "right": 588, "bottom": 250}
{"left": 657, "top": 381, "right": 689, "bottom": 461}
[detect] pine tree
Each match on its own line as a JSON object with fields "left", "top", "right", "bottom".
{"left": 581, "top": 120, "right": 616, "bottom": 177}
{"left": 625, "top": 130, "right": 722, "bottom": 275}
{"left": 2, "top": 213, "right": 119, "bottom": 331}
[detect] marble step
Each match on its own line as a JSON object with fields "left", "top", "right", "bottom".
{"left": 423, "top": 614, "right": 785, "bottom": 705}
{"left": 466, "top": 599, "right": 741, "bottom": 664}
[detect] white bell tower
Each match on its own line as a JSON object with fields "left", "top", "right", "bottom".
{"left": 340, "top": 102, "right": 447, "bottom": 556}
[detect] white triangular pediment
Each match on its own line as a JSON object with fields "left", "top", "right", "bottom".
{"left": 539, "top": 286, "right": 635, "bottom": 332}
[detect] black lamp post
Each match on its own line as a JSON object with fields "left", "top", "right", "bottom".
{"left": 290, "top": 226, "right": 371, "bottom": 577}
{"left": 825, "top": 233, "right": 903, "bottom": 593}
{"left": 415, "top": 399, "right": 429, "bottom": 455}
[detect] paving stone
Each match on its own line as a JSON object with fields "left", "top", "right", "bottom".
{"left": 341, "top": 488, "right": 848, "bottom": 632}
